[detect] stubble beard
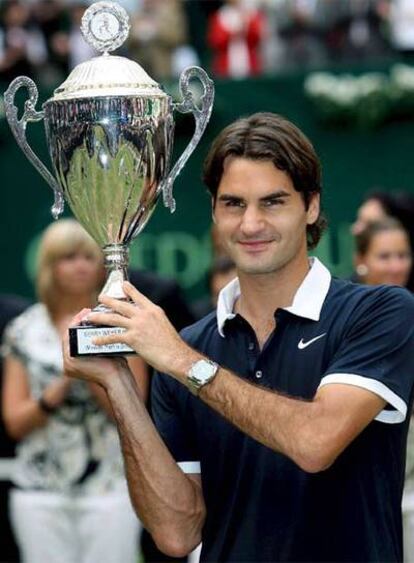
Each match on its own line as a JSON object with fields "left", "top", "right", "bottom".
{"left": 231, "top": 243, "right": 298, "bottom": 277}
{"left": 237, "top": 254, "right": 294, "bottom": 276}
{"left": 230, "top": 233, "right": 308, "bottom": 277}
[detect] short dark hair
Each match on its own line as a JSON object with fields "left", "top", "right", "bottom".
{"left": 203, "top": 112, "right": 327, "bottom": 249}
{"left": 355, "top": 218, "right": 410, "bottom": 256}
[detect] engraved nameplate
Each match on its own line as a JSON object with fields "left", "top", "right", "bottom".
{"left": 69, "top": 325, "right": 134, "bottom": 356}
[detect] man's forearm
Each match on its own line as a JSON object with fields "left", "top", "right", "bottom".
{"left": 166, "top": 349, "right": 325, "bottom": 471}
{"left": 198, "top": 368, "right": 323, "bottom": 471}
{"left": 105, "top": 369, "right": 205, "bottom": 557}
{"left": 169, "top": 353, "right": 383, "bottom": 474}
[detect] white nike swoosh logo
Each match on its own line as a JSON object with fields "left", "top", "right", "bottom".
{"left": 298, "top": 333, "right": 326, "bottom": 350}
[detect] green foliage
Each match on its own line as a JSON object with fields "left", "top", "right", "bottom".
{"left": 305, "top": 64, "right": 414, "bottom": 129}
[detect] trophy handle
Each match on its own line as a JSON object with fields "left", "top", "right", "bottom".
{"left": 162, "top": 66, "right": 215, "bottom": 213}
{"left": 4, "top": 76, "right": 64, "bottom": 219}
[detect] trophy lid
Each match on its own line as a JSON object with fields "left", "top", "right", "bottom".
{"left": 50, "top": 1, "right": 165, "bottom": 101}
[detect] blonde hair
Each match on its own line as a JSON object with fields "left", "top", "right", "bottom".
{"left": 36, "top": 219, "right": 103, "bottom": 316}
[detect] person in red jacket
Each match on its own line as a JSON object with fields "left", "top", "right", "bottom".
{"left": 207, "top": 0, "right": 265, "bottom": 78}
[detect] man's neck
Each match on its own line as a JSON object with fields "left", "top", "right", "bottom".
{"left": 235, "top": 254, "right": 310, "bottom": 328}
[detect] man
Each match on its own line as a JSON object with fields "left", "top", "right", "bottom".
{"left": 63, "top": 113, "right": 414, "bottom": 562}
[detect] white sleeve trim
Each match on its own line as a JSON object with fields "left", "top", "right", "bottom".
{"left": 177, "top": 461, "right": 201, "bottom": 474}
{"left": 318, "top": 373, "right": 407, "bottom": 424}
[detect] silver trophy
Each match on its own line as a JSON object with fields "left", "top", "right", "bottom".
{"left": 4, "top": 1, "right": 214, "bottom": 356}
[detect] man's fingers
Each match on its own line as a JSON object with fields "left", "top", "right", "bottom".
{"left": 123, "top": 281, "right": 153, "bottom": 307}
{"left": 70, "top": 308, "right": 92, "bottom": 327}
{"left": 87, "top": 311, "right": 131, "bottom": 328}
{"left": 97, "top": 294, "right": 138, "bottom": 317}
{"left": 98, "top": 282, "right": 154, "bottom": 315}
{"left": 92, "top": 333, "right": 129, "bottom": 347}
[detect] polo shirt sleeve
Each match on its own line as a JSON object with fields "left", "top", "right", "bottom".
{"left": 319, "top": 287, "right": 414, "bottom": 424}
{"left": 152, "top": 371, "right": 201, "bottom": 474}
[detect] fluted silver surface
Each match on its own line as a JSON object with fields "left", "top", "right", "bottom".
{"left": 44, "top": 95, "right": 173, "bottom": 247}
{"left": 52, "top": 55, "right": 161, "bottom": 100}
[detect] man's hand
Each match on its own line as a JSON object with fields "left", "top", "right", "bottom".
{"left": 63, "top": 309, "right": 129, "bottom": 389}
{"left": 86, "top": 282, "right": 194, "bottom": 376}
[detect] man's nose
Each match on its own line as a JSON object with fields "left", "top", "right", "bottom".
{"left": 240, "top": 206, "right": 265, "bottom": 235}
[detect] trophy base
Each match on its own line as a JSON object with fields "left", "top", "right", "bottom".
{"left": 69, "top": 324, "right": 135, "bottom": 357}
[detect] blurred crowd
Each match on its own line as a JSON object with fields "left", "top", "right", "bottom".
{"left": 2, "top": 0, "right": 414, "bottom": 86}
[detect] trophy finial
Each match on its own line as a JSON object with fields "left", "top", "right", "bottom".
{"left": 81, "top": 1, "right": 130, "bottom": 55}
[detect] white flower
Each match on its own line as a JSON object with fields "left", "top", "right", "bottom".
{"left": 304, "top": 72, "right": 336, "bottom": 97}
{"left": 391, "top": 64, "right": 414, "bottom": 91}
{"left": 357, "top": 73, "right": 386, "bottom": 96}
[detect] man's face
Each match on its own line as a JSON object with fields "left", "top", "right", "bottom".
{"left": 213, "top": 158, "right": 319, "bottom": 276}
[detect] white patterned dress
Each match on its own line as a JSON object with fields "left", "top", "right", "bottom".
{"left": 3, "top": 303, "right": 126, "bottom": 494}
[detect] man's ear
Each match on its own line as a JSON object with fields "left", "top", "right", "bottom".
{"left": 306, "top": 193, "right": 320, "bottom": 226}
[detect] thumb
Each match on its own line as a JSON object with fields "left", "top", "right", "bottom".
{"left": 70, "top": 308, "right": 92, "bottom": 327}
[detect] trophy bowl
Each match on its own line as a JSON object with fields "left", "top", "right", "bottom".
{"left": 3, "top": 1, "right": 214, "bottom": 356}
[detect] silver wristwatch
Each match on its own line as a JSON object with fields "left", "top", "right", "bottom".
{"left": 187, "top": 359, "right": 219, "bottom": 396}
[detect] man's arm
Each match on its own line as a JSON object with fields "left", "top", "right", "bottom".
{"left": 195, "top": 369, "right": 385, "bottom": 473}
{"left": 105, "top": 369, "right": 205, "bottom": 556}
{"left": 63, "top": 312, "right": 205, "bottom": 558}
{"left": 86, "top": 356, "right": 149, "bottom": 420}
{"left": 89, "top": 283, "right": 388, "bottom": 474}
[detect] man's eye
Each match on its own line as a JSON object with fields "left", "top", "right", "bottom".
{"left": 225, "top": 199, "right": 244, "bottom": 207}
{"left": 263, "top": 199, "right": 283, "bottom": 207}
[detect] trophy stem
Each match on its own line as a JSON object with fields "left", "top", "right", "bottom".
{"left": 100, "top": 244, "right": 129, "bottom": 301}
{"left": 73, "top": 243, "right": 134, "bottom": 354}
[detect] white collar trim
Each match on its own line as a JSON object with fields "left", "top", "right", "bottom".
{"left": 216, "top": 258, "right": 332, "bottom": 337}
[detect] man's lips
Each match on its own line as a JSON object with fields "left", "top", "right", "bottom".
{"left": 237, "top": 240, "right": 273, "bottom": 252}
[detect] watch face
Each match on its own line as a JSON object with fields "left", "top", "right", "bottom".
{"left": 188, "top": 360, "right": 218, "bottom": 395}
{"left": 192, "top": 360, "right": 217, "bottom": 382}
{"left": 197, "top": 361, "right": 215, "bottom": 379}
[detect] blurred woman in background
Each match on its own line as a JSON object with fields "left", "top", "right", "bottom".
{"left": 2, "top": 219, "right": 146, "bottom": 563}
{"left": 354, "top": 217, "right": 412, "bottom": 287}
{"left": 352, "top": 190, "right": 414, "bottom": 290}
{"left": 354, "top": 217, "right": 414, "bottom": 563}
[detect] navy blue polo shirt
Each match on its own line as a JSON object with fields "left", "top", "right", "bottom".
{"left": 152, "top": 259, "right": 414, "bottom": 562}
